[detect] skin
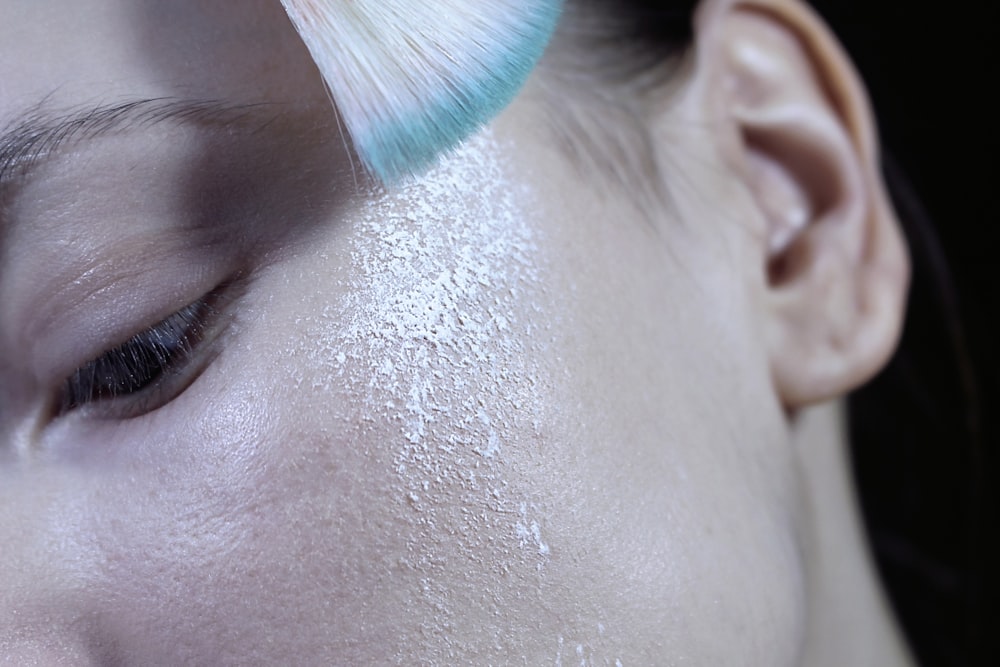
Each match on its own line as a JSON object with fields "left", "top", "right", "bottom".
{"left": 0, "top": 0, "right": 911, "bottom": 664}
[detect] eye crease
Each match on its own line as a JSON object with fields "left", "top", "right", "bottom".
{"left": 57, "top": 297, "right": 215, "bottom": 417}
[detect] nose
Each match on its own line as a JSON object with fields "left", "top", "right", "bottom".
{"left": 1, "top": 554, "right": 100, "bottom": 666}
{"left": 0, "top": 638, "right": 100, "bottom": 666}
{"left": 0, "top": 473, "right": 102, "bottom": 666}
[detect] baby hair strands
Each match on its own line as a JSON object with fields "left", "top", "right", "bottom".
{"left": 279, "top": 0, "right": 563, "bottom": 183}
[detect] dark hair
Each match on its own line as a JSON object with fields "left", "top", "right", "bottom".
{"left": 849, "top": 154, "right": 985, "bottom": 667}
{"left": 559, "top": 0, "right": 985, "bottom": 664}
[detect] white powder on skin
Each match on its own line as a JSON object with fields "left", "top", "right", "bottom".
{"left": 271, "top": 126, "right": 638, "bottom": 664}
{"left": 304, "top": 128, "right": 556, "bottom": 662}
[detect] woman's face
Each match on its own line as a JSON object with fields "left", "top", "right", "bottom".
{"left": 1, "top": 1, "right": 805, "bottom": 663}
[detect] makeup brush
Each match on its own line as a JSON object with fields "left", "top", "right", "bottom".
{"left": 279, "top": 0, "right": 563, "bottom": 184}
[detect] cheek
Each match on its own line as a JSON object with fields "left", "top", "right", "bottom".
{"left": 15, "top": 129, "right": 801, "bottom": 663}
{"left": 74, "top": 129, "right": 567, "bottom": 662}
{"left": 249, "top": 130, "right": 571, "bottom": 659}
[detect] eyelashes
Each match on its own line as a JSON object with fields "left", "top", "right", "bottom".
{"left": 57, "top": 296, "right": 217, "bottom": 418}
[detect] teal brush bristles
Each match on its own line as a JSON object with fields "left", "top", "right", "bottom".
{"left": 280, "top": 0, "right": 563, "bottom": 184}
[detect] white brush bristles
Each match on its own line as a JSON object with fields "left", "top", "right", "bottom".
{"left": 280, "top": 0, "right": 562, "bottom": 183}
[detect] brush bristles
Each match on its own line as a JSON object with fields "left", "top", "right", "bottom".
{"left": 280, "top": 0, "right": 562, "bottom": 183}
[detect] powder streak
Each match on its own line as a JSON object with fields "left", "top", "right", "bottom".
{"left": 307, "top": 128, "right": 554, "bottom": 662}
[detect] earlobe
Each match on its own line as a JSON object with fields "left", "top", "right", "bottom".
{"left": 694, "top": 0, "right": 910, "bottom": 408}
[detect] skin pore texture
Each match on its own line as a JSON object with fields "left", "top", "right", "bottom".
{"left": 0, "top": 0, "right": 912, "bottom": 665}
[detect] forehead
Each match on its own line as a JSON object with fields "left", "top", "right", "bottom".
{"left": 0, "top": 0, "right": 320, "bottom": 119}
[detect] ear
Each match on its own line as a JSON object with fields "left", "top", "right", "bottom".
{"left": 692, "top": 0, "right": 910, "bottom": 408}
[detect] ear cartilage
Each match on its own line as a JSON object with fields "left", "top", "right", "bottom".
{"left": 280, "top": 0, "right": 563, "bottom": 184}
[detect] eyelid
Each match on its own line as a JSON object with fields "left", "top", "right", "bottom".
{"left": 57, "top": 300, "right": 207, "bottom": 414}
{"left": 12, "top": 243, "right": 230, "bottom": 388}
{"left": 53, "top": 283, "right": 237, "bottom": 421}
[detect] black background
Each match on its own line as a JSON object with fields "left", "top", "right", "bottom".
{"left": 810, "top": 1, "right": 996, "bottom": 665}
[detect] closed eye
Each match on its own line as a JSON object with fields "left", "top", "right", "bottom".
{"left": 57, "top": 295, "right": 219, "bottom": 418}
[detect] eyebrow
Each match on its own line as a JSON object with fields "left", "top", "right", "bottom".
{"left": 0, "top": 97, "right": 280, "bottom": 187}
